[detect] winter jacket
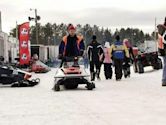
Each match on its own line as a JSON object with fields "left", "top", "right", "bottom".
{"left": 59, "top": 35, "right": 85, "bottom": 57}
{"left": 87, "top": 41, "right": 104, "bottom": 62}
{"left": 110, "top": 41, "right": 129, "bottom": 60}
{"left": 103, "top": 47, "right": 112, "bottom": 64}
{"left": 157, "top": 24, "right": 166, "bottom": 56}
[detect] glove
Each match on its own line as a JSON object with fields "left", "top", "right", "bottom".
{"left": 126, "top": 58, "right": 130, "bottom": 63}
{"left": 79, "top": 50, "right": 84, "bottom": 56}
{"left": 58, "top": 54, "right": 63, "bottom": 60}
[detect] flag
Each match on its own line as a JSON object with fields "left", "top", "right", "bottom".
{"left": 19, "top": 22, "right": 30, "bottom": 65}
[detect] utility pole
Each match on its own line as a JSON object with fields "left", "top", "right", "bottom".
{"left": 16, "top": 21, "right": 18, "bottom": 40}
{"left": 29, "top": 8, "right": 40, "bottom": 44}
{"left": 154, "top": 17, "right": 157, "bottom": 41}
{"left": 0, "top": 11, "right": 2, "bottom": 32}
{"left": 154, "top": 17, "right": 158, "bottom": 52}
{"left": 35, "top": 9, "right": 39, "bottom": 44}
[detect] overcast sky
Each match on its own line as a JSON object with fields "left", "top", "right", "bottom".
{"left": 0, "top": 0, "right": 165, "bottom": 34}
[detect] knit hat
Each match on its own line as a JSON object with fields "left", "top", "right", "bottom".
{"left": 104, "top": 42, "right": 110, "bottom": 48}
{"left": 92, "top": 35, "right": 97, "bottom": 40}
{"left": 67, "top": 24, "right": 76, "bottom": 31}
{"left": 123, "top": 39, "right": 131, "bottom": 48}
{"left": 115, "top": 35, "right": 120, "bottom": 41}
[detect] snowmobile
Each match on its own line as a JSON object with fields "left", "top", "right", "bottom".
{"left": 133, "top": 51, "right": 162, "bottom": 73}
{"left": 29, "top": 54, "right": 51, "bottom": 73}
{"left": 30, "top": 60, "right": 51, "bottom": 73}
{"left": 0, "top": 64, "right": 40, "bottom": 87}
{"left": 53, "top": 57, "right": 95, "bottom": 91}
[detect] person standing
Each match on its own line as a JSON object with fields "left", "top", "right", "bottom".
{"left": 59, "top": 24, "right": 85, "bottom": 58}
{"left": 158, "top": 18, "right": 166, "bottom": 86}
{"left": 103, "top": 42, "right": 112, "bottom": 79}
{"left": 59, "top": 24, "right": 85, "bottom": 67}
{"left": 110, "top": 35, "right": 129, "bottom": 81}
{"left": 87, "top": 35, "right": 104, "bottom": 81}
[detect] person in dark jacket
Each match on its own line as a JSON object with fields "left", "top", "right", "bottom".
{"left": 123, "top": 39, "right": 135, "bottom": 78}
{"left": 59, "top": 24, "right": 85, "bottom": 67}
{"left": 110, "top": 35, "right": 129, "bottom": 81}
{"left": 87, "top": 35, "right": 104, "bottom": 81}
{"left": 59, "top": 24, "right": 85, "bottom": 58}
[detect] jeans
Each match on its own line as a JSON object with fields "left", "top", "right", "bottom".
{"left": 162, "top": 56, "right": 166, "bottom": 83}
{"left": 84, "top": 59, "right": 89, "bottom": 69}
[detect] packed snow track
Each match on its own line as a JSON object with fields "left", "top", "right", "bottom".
{"left": 0, "top": 67, "right": 166, "bottom": 125}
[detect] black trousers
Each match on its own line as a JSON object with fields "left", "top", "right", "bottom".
{"left": 104, "top": 63, "right": 112, "bottom": 79}
{"left": 114, "top": 59, "right": 123, "bottom": 80}
{"left": 90, "top": 61, "right": 100, "bottom": 73}
{"left": 123, "top": 62, "right": 131, "bottom": 77}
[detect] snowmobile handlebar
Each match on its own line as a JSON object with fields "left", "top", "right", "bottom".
{"left": 59, "top": 56, "right": 83, "bottom": 68}
{"left": 60, "top": 56, "right": 84, "bottom": 62}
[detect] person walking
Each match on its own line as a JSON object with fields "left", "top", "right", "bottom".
{"left": 103, "top": 42, "right": 112, "bottom": 79}
{"left": 87, "top": 35, "right": 104, "bottom": 81}
{"left": 110, "top": 35, "right": 129, "bottom": 81}
{"left": 123, "top": 39, "right": 135, "bottom": 78}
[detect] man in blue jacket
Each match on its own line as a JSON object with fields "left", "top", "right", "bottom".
{"left": 110, "top": 35, "right": 129, "bottom": 81}
{"left": 59, "top": 24, "right": 85, "bottom": 59}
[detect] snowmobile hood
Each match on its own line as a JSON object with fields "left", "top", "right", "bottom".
{"left": 55, "top": 65, "right": 90, "bottom": 79}
{"left": 62, "top": 67, "right": 82, "bottom": 74}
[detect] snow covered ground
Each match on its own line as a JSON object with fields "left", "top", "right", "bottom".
{"left": 0, "top": 66, "right": 166, "bottom": 125}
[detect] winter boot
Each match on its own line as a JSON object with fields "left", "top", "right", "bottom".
{"left": 116, "top": 78, "right": 121, "bottom": 81}
{"left": 127, "top": 67, "right": 131, "bottom": 77}
{"left": 162, "top": 82, "right": 166, "bottom": 86}
{"left": 91, "top": 72, "right": 95, "bottom": 81}
{"left": 123, "top": 69, "right": 128, "bottom": 78}
{"left": 96, "top": 69, "right": 101, "bottom": 80}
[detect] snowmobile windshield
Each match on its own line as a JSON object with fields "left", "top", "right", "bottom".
{"left": 0, "top": 65, "right": 14, "bottom": 70}
{"left": 62, "top": 58, "right": 84, "bottom": 68}
{"left": 36, "top": 60, "right": 48, "bottom": 68}
{"left": 35, "top": 61, "right": 50, "bottom": 69}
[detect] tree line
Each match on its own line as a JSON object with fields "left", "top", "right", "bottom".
{"left": 10, "top": 23, "right": 156, "bottom": 47}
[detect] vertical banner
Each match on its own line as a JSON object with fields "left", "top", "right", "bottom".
{"left": 19, "top": 22, "right": 30, "bottom": 65}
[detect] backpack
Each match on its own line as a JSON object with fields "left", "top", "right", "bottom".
{"left": 113, "top": 43, "right": 125, "bottom": 59}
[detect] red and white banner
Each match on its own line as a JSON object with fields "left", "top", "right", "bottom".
{"left": 19, "top": 22, "right": 30, "bottom": 65}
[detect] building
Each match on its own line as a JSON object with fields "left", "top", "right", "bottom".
{"left": 8, "top": 36, "right": 19, "bottom": 63}
{"left": 0, "top": 31, "right": 9, "bottom": 62}
{"left": 0, "top": 11, "right": 59, "bottom": 64}
{"left": 0, "top": 11, "right": 19, "bottom": 63}
{"left": 31, "top": 44, "right": 59, "bottom": 62}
